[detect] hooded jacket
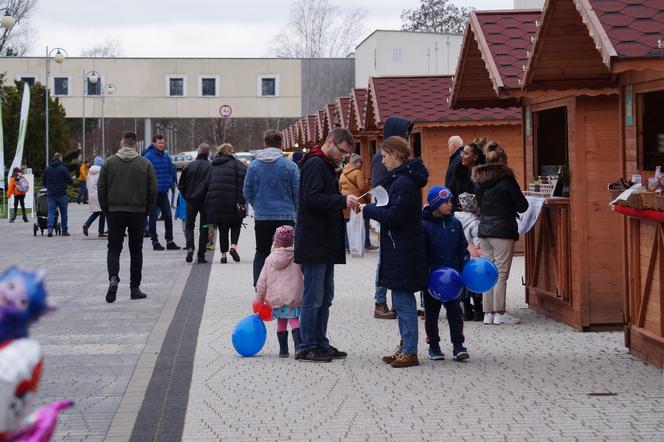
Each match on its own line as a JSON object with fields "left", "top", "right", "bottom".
{"left": 178, "top": 153, "right": 211, "bottom": 202}
{"left": 42, "top": 159, "right": 73, "bottom": 198}
{"left": 243, "top": 147, "right": 299, "bottom": 221}
{"left": 204, "top": 155, "right": 247, "bottom": 224}
{"left": 422, "top": 206, "right": 470, "bottom": 273}
{"left": 256, "top": 247, "right": 304, "bottom": 309}
{"left": 363, "top": 158, "right": 429, "bottom": 292}
{"left": 294, "top": 147, "right": 347, "bottom": 264}
{"left": 454, "top": 211, "right": 480, "bottom": 247}
{"left": 7, "top": 175, "right": 27, "bottom": 198}
{"left": 86, "top": 165, "right": 102, "bottom": 213}
{"left": 339, "top": 162, "right": 370, "bottom": 219}
{"left": 371, "top": 116, "right": 414, "bottom": 188}
{"left": 98, "top": 147, "right": 158, "bottom": 214}
{"left": 144, "top": 146, "right": 174, "bottom": 193}
{"left": 472, "top": 163, "right": 529, "bottom": 240}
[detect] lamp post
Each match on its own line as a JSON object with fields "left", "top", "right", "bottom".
{"left": 82, "top": 70, "right": 100, "bottom": 161}
{"left": 45, "top": 47, "right": 67, "bottom": 168}
{"left": 101, "top": 83, "right": 116, "bottom": 157}
{"left": 1, "top": 10, "right": 15, "bottom": 30}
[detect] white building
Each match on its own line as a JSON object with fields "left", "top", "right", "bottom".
{"left": 514, "top": 0, "right": 544, "bottom": 8}
{"left": 352, "top": 30, "right": 463, "bottom": 87}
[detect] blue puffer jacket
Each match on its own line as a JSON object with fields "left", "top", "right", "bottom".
{"left": 421, "top": 206, "right": 470, "bottom": 273}
{"left": 144, "top": 146, "right": 173, "bottom": 193}
{"left": 363, "top": 158, "right": 429, "bottom": 293}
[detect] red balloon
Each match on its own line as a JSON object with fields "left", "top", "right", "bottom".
{"left": 252, "top": 298, "right": 261, "bottom": 314}
{"left": 258, "top": 304, "right": 273, "bottom": 322}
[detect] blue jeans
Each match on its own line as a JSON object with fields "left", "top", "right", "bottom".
{"left": 77, "top": 182, "right": 88, "bottom": 203}
{"left": 84, "top": 211, "right": 106, "bottom": 234}
{"left": 374, "top": 254, "right": 388, "bottom": 304}
{"left": 392, "top": 290, "right": 418, "bottom": 354}
{"left": 299, "top": 263, "right": 335, "bottom": 352}
{"left": 149, "top": 192, "right": 173, "bottom": 244}
{"left": 47, "top": 195, "right": 68, "bottom": 233}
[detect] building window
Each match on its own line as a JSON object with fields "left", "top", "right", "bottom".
{"left": 166, "top": 75, "right": 187, "bottom": 97}
{"left": 258, "top": 75, "right": 279, "bottom": 97}
{"left": 17, "top": 75, "right": 36, "bottom": 86}
{"left": 640, "top": 90, "right": 664, "bottom": 171}
{"left": 87, "top": 77, "right": 101, "bottom": 96}
{"left": 393, "top": 48, "right": 402, "bottom": 62}
{"left": 198, "top": 75, "right": 219, "bottom": 97}
{"left": 53, "top": 76, "right": 70, "bottom": 96}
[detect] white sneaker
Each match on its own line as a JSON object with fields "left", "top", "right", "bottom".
{"left": 483, "top": 313, "right": 495, "bottom": 325}
{"left": 493, "top": 313, "right": 521, "bottom": 325}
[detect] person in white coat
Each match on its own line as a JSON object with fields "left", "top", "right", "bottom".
{"left": 82, "top": 157, "right": 106, "bottom": 237}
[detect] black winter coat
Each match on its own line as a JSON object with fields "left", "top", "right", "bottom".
{"left": 204, "top": 155, "right": 247, "bottom": 224}
{"left": 42, "top": 160, "right": 73, "bottom": 197}
{"left": 178, "top": 154, "right": 210, "bottom": 202}
{"left": 447, "top": 163, "right": 475, "bottom": 211}
{"left": 473, "top": 163, "right": 528, "bottom": 240}
{"left": 363, "top": 158, "right": 429, "bottom": 293}
{"left": 445, "top": 148, "right": 462, "bottom": 187}
{"left": 371, "top": 116, "right": 414, "bottom": 188}
{"left": 294, "top": 151, "right": 347, "bottom": 264}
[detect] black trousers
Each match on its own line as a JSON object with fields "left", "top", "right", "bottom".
{"left": 217, "top": 222, "right": 241, "bottom": 253}
{"left": 423, "top": 290, "right": 465, "bottom": 347}
{"left": 253, "top": 220, "right": 294, "bottom": 285}
{"left": 107, "top": 212, "right": 146, "bottom": 288}
{"left": 12, "top": 195, "right": 26, "bottom": 216}
{"left": 185, "top": 201, "right": 208, "bottom": 256}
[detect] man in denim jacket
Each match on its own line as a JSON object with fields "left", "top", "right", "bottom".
{"left": 243, "top": 130, "right": 300, "bottom": 285}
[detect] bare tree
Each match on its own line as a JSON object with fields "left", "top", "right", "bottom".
{"left": 80, "top": 37, "right": 124, "bottom": 57}
{"left": 401, "top": 0, "right": 472, "bottom": 35}
{"left": 270, "top": 0, "right": 367, "bottom": 58}
{"left": 0, "top": 0, "right": 38, "bottom": 56}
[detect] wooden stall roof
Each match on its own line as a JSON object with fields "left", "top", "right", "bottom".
{"left": 523, "top": 0, "right": 664, "bottom": 90}
{"left": 282, "top": 129, "right": 290, "bottom": 150}
{"left": 296, "top": 118, "right": 307, "bottom": 145}
{"left": 325, "top": 103, "right": 339, "bottom": 130}
{"left": 336, "top": 96, "right": 352, "bottom": 129}
{"left": 451, "top": 10, "right": 541, "bottom": 109}
{"left": 317, "top": 109, "right": 328, "bottom": 141}
{"left": 306, "top": 114, "right": 319, "bottom": 144}
{"left": 368, "top": 75, "right": 521, "bottom": 129}
{"left": 349, "top": 88, "right": 369, "bottom": 134}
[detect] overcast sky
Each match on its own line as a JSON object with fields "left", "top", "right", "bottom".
{"left": 26, "top": 0, "right": 514, "bottom": 57}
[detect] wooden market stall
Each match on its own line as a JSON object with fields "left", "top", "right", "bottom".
{"left": 348, "top": 88, "right": 375, "bottom": 182}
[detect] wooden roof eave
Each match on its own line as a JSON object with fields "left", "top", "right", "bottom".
{"left": 365, "top": 78, "right": 380, "bottom": 129}
{"left": 469, "top": 11, "right": 505, "bottom": 94}
{"left": 523, "top": 0, "right": 617, "bottom": 90}
{"left": 414, "top": 119, "right": 522, "bottom": 129}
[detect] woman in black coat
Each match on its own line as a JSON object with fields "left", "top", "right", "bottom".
{"left": 448, "top": 142, "right": 485, "bottom": 211}
{"left": 472, "top": 143, "right": 528, "bottom": 325}
{"left": 204, "top": 144, "right": 247, "bottom": 263}
{"left": 363, "top": 136, "right": 429, "bottom": 368}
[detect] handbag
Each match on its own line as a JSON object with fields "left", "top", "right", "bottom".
{"left": 233, "top": 160, "right": 247, "bottom": 219}
{"left": 346, "top": 209, "right": 365, "bottom": 258}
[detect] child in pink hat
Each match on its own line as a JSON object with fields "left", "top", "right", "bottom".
{"left": 255, "top": 225, "right": 303, "bottom": 357}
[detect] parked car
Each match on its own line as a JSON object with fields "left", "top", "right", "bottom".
{"left": 235, "top": 152, "right": 256, "bottom": 166}
{"left": 173, "top": 151, "right": 197, "bottom": 170}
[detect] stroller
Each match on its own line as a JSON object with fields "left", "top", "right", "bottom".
{"left": 33, "top": 189, "right": 60, "bottom": 236}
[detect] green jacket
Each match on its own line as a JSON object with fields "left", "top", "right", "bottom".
{"left": 98, "top": 147, "right": 158, "bottom": 214}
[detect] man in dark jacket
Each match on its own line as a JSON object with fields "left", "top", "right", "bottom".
{"left": 444, "top": 135, "right": 464, "bottom": 187}
{"left": 178, "top": 143, "right": 211, "bottom": 263}
{"left": 294, "top": 127, "right": 359, "bottom": 362}
{"left": 370, "top": 116, "right": 414, "bottom": 320}
{"left": 42, "top": 152, "right": 73, "bottom": 236}
{"left": 98, "top": 131, "right": 158, "bottom": 303}
{"left": 144, "top": 134, "right": 180, "bottom": 251}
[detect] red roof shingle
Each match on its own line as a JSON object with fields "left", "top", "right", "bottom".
{"left": 352, "top": 88, "right": 368, "bottom": 129}
{"left": 336, "top": 96, "right": 351, "bottom": 128}
{"left": 371, "top": 76, "right": 520, "bottom": 125}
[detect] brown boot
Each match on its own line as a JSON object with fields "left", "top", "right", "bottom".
{"left": 374, "top": 303, "right": 397, "bottom": 319}
{"left": 382, "top": 341, "right": 403, "bottom": 364}
{"left": 390, "top": 353, "right": 420, "bottom": 368}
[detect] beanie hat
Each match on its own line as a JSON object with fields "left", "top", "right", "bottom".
{"left": 458, "top": 192, "right": 478, "bottom": 213}
{"left": 427, "top": 186, "right": 453, "bottom": 210}
{"left": 93, "top": 156, "right": 104, "bottom": 166}
{"left": 274, "top": 225, "right": 294, "bottom": 248}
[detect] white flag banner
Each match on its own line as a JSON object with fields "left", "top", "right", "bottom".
{"left": 0, "top": 99, "right": 4, "bottom": 190}
{"left": 8, "top": 83, "right": 30, "bottom": 182}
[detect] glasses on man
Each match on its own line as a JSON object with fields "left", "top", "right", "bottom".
{"left": 333, "top": 141, "right": 353, "bottom": 158}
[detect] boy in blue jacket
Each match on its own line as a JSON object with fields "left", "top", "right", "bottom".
{"left": 421, "top": 186, "right": 470, "bottom": 361}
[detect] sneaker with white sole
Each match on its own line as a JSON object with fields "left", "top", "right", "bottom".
{"left": 483, "top": 312, "right": 495, "bottom": 325}
{"left": 493, "top": 312, "right": 520, "bottom": 325}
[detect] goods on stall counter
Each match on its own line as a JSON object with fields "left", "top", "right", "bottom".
{"left": 0, "top": 267, "right": 73, "bottom": 441}
{"left": 524, "top": 176, "right": 558, "bottom": 198}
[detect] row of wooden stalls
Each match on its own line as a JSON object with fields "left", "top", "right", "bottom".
{"left": 450, "top": 0, "right": 664, "bottom": 366}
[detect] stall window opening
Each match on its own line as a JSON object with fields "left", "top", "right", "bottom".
{"left": 640, "top": 90, "right": 664, "bottom": 171}
{"left": 534, "top": 106, "right": 568, "bottom": 177}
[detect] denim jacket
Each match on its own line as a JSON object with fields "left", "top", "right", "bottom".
{"left": 243, "top": 148, "right": 299, "bottom": 221}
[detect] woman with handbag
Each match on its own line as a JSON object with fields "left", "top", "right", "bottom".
{"left": 204, "top": 144, "right": 248, "bottom": 263}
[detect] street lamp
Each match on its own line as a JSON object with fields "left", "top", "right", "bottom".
{"left": 82, "top": 70, "right": 100, "bottom": 161}
{"left": 45, "top": 47, "right": 67, "bottom": 168}
{"left": 1, "top": 11, "right": 14, "bottom": 30}
{"left": 101, "top": 82, "right": 116, "bottom": 157}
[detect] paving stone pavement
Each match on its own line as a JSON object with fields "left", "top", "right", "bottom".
{"left": 184, "top": 219, "right": 664, "bottom": 441}
{"left": 0, "top": 203, "right": 190, "bottom": 441}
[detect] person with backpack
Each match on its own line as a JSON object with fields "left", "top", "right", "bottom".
{"left": 7, "top": 167, "right": 29, "bottom": 223}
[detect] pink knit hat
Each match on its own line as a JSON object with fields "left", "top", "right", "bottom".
{"left": 274, "top": 225, "right": 294, "bottom": 248}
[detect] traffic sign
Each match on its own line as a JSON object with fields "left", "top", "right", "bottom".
{"left": 219, "top": 104, "right": 232, "bottom": 118}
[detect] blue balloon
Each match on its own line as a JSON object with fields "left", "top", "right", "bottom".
{"left": 232, "top": 314, "right": 267, "bottom": 357}
{"left": 462, "top": 258, "right": 499, "bottom": 293}
{"left": 428, "top": 267, "right": 464, "bottom": 302}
